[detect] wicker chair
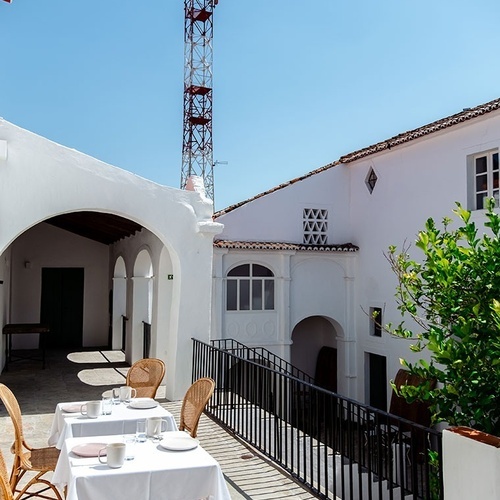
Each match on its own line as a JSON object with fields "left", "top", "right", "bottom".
{"left": 125, "top": 358, "right": 165, "bottom": 399}
{"left": 0, "top": 449, "right": 14, "bottom": 500}
{"left": 179, "top": 378, "right": 215, "bottom": 438}
{"left": 0, "top": 383, "right": 62, "bottom": 500}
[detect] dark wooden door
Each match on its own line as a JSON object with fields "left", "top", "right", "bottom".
{"left": 41, "top": 268, "right": 84, "bottom": 348}
{"left": 315, "top": 346, "right": 338, "bottom": 392}
{"left": 369, "top": 353, "right": 387, "bottom": 411}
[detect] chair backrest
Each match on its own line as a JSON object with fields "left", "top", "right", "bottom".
{"left": 0, "top": 450, "right": 14, "bottom": 500}
{"left": 179, "top": 377, "right": 215, "bottom": 438}
{"left": 0, "top": 384, "right": 24, "bottom": 451}
{"left": 125, "top": 358, "right": 166, "bottom": 398}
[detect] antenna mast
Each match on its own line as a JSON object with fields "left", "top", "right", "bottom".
{"left": 181, "top": 0, "right": 218, "bottom": 201}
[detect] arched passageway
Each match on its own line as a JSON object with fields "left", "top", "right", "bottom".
{"left": 0, "top": 118, "right": 222, "bottom": 399}
{"left": 291, "top": 316, "right": 339, "bottom": 392}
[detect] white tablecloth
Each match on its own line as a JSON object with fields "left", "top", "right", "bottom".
{"left": 48, "top": 401, "right": 177, "bottom": 449}
{"left": 52, "top": 434, "right": 231, "bottom": 500}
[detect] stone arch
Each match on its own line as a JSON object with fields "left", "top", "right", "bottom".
{"left": 0, "top": 120, "right": 221, "bottom": 398}
{"left": 111, "top": 256, "right": 127, "bottom": 350}
{"left": 134, "top": 248, "right": 154, "bottom": 277}
{"left": 291, "top": 315, "right": 344, "bottom": 393}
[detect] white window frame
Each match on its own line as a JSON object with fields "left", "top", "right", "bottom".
{"left": 226, "top": 264, "right": 275, "bottom": 312}
{"left": 469, "top": 150, "right": 499, "bottom": 210}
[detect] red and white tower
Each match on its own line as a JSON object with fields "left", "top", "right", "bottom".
{"left": 181, "top": 0, "right": 218, "bottom": 202}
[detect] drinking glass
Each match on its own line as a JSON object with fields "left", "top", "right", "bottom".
{"left": 136, "top": 420, "right": 147, "bottom": 443}
{"left": 124, "top": 435, "right": 136, "bottom": 460}
{"left": 112, "top": 388, "right": 120, "bottom": 405}
{"left": 102, "top": 396, "right": 113, "bottom": 415}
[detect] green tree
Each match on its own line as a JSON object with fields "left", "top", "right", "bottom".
{"left": 387, "top": 200, "right": 500, "bottom": 435}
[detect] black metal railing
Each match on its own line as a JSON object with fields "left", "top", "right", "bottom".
{"left": 121, "top": 315, "right": 128, "bottom": 352}
{"left": 142, "top": 321, "right": 151, "bottom": 358}
{"left": 193, "top": 338, "right": 443, "bottom": 500}
{"left": 211, "top": 338, "right": 315, "bottom": 384}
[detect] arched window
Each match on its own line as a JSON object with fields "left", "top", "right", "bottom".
{"left": 226, "top": 264, "right": 275, "bottom": 311}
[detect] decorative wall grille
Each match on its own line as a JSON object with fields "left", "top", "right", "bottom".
{"left": 303, "top": 208, "right": 328, "bottom": 245}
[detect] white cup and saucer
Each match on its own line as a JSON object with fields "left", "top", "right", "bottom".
{"left": 80, "top": 400, "right": 102, "bottom": 419}
{"left": 98, "top": 443, "right": 126, "bottom": 468}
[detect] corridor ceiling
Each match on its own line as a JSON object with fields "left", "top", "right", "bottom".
{"left": 46, "top": 212, "right": 143, "bottom": 245}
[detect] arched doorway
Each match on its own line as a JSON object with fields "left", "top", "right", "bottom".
{"left": 8, "top": 216, "right": 122, "bottom": 350}
{"left": 291, "top": 316, "right": 339, "bottom": 392}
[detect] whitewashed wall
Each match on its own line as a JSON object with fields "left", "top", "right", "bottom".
{"left": 0, "top": 119, "right": 221, "bottom": 400}
{"left": 213, "top": 168, "right": 358, "bottom": 396}
{"left": 214, "top": 109, "right": 500, "bottom": 407}
{"left": 216, "top": 164, "right": 351, "bottom": 244}
{"left": 443, "top": 427, "right": 500, "bottom": 499}
{"left": 348, "top": 112, "right": 500, "bottom": 405}
{"left": 10, "top": 223, "right": 109, "bottom": 347}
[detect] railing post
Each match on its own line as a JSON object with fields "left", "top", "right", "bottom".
{"left": 121, "top": 315, "right": 128, "bottom": 353}
{"left": 142, "top": 321, "right": 151, "bottom": 358}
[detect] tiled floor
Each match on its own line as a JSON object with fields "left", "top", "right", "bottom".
{"left": 0, "top": 349, "right": 317, "bottom": 499}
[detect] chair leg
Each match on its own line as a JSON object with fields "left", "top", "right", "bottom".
{"left": 9, "top": 456, "right": 23, "bottom": 490}
{"left": 14, "top": 471, "right": 63, "bottom": 500}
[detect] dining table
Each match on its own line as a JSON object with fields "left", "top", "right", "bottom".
{"left": 48, "top": 399, "right": 177, "bottom": 449}
{"left": 51, "top": 433, "right": 232, "bottom": 500}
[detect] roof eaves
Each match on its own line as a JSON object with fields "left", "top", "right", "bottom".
{"left": 214, "top": 97, "right": 500, "bottom": 218}
{"left": 339, "top": 97, "right": 500, "bottom": 164}
{"left": 213, "top": 160, "right": 339, "bottom": 218}
{"left": 214, "top": 239, "right": 359, "bottom": 252}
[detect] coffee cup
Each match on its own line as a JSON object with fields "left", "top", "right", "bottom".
{"left": 98, "top": 443, "right": 126, "bottom": 468}
{"left": 119, "top": 385, "right": 137, "bottom": 403}
{"left": 80, "top": 400, "right": 102, "bottom": 419}
{"left": 146, "top": 417, "right": 169, "bottom": 441}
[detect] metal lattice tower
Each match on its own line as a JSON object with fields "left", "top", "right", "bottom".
{"left": 181, "top": 0, "right": 218, "bottom": 201}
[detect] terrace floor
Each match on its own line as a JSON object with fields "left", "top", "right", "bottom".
{"left": 0, "top": 348, "right": 318, "bottom": 499}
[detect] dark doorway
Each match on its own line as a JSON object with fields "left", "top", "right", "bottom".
{"left": 315, "top": 346, "right": 337, "bottom": 392}
{"left": 41, "top": 268, "right": 84, "bottom": 348}
{"left": 368, "top": 352, "right": 387, "bottom": 411}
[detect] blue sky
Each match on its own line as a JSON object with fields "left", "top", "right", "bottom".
{"left": 2, "top": 0, "right": 500, "bottom": 210}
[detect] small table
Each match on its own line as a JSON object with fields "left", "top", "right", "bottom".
{"left": 48, "top": 401, "right": 178, "bottom": 449}
{"left": 52, "top": 434, "right": 231, "bottom": 500}
{"left": 2, "top": 323, "right": 50, "bottom": 370}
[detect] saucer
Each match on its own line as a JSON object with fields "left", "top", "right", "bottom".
{"left": 159, "top": 435, "right": 198, "bottom": 451}
{"left": 71, "top": 443, "right": 107, "bottom": 457}
{"left": 128, "top": 398, "right": 158, "bottom": 409}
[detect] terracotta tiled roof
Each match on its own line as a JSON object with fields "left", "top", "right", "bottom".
{"left": 213, "top": 161, "right": 339, "bottom": 218}
{"left": 339, "top": 97, "right": 500, "bottom": 164}
{"left": 213, "top": 240, "right": 359, "bottom": 252}
{"left": 214, "top": 97, "right": 500, "bottom": 218}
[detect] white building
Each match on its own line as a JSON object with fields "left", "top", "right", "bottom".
{"left": 0, "top": 118, "right": 222, "bottom": 400}
{"left": 2, "top": 97, "right": 499, "bottom": 409}
{"left": 213, "top": 97, "right": 500, "bottom": 409}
